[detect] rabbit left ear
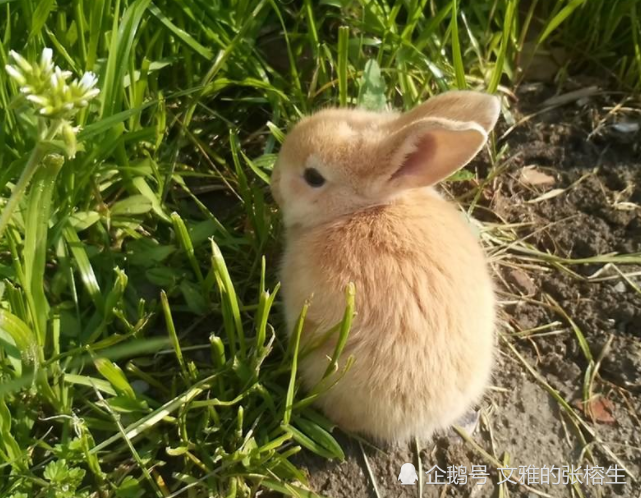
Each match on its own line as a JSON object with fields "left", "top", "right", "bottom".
{"left": 381, "top": 117, "right": 487, "bottom": 191}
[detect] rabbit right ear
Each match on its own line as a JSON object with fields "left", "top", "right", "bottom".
{"left": 393, "top": 90, "right": 501, "bottom": 134}
{"left": 379, "top": 117, "right": 488, "bottom": 192}
{"left": 375, "top": 91, "right": 500, "bottom": 193}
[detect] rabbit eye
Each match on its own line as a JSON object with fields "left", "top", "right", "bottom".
{"left": 303, "top": 167, "right": 326, "bottom": 188}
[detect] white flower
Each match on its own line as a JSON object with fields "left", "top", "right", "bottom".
{"left": 50, "top": 67, "right": 71, "bottom": 91}
{"left": 83, "top": 88, "right": 100, "bottom": 99}
{"left": 5, "top": 48, "right": 100, "bottom": 121}
{"left": 79, "top": 71, "right": 98, "bottom": 91}
{"left": 5, "top": 65, "right": 26, "bottom": 85}
{"left": 40, "top": 48, "right": 53, "bottom": 71}
{"left": 9, "top": 50, "right": 32, "bottom": 73}
{"left": 26, "top": 95, "right": 49, "bottom": 106}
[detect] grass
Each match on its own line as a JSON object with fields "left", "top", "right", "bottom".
{"left": 1, "top": 0, "right": 640, "bottom": 497}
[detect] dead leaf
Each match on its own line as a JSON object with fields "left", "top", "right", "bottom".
{"left": 614, "top": 202, "right": 640, "bottom": 211}
{"left": 541, "top": 86, "right": 599, "bottom": 107}
{"left": 518, "top": 42, "right": 569, "bottom": 83}
{"left": 574, "top": 396, "right": 616, "bottom": 424}
{"left": 526, "top": 188, "right": 566, "bottom": 204}
{"left": 520, "top": 166, "right": 556, "bottom": 188}
{"left": 506, "top": 268, "right": 537, "bottom": 296}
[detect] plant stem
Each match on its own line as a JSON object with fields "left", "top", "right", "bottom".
{"left": 0, "top": 121, "right": 61, "bottom": 242}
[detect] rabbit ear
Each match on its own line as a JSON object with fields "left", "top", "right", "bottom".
{"left": 382, "top": 117, "right": 487, "bottom": 190}
{"left": 393, "top": 90, "right": 501, "bottom": 134}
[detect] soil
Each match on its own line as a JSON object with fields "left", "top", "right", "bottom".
{"left": 287, "top": 84, "right": 641, "bottom": 497}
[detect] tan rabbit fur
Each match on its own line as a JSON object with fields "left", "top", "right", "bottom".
{"left": 271, "top": 91, "right": 500, "bottom": 444}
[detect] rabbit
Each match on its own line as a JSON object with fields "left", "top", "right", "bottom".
{"left": 270, "top": 91, "right": 500, "bottom": 444}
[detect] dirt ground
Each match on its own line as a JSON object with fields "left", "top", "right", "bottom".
{"left": 289, "top": 84, "right": 641, "bottom": 497}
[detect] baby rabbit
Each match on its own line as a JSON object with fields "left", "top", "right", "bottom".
{"left": 271, "top": 91, "right": 499, "bottom": 444}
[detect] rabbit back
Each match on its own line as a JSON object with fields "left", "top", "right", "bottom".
{"left": 280, "top": 189, "right": 495, "bottom": 442}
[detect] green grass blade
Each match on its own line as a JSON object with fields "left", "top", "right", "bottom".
{"left": 171, "top": 212, "right": 204, "bottom": 285}
{"left": 488, "top": 0, "right": 517, "bottom": 93}
{"left": 450, "top": 0, "right": 467, "bottom": 89}
{"left": 78, "top": 102, "right": 155, "bottom": 141}
{"left": 260, "top": 478, "right": 332, "bottom": 498}
{"left": 63, "top": 226, "right": 105, "bottom": 312}
{"left": 22, "top": 154, "right": 64, "bottom": 345}
{"left": 293, "top": 418, "right": 344, "bottom": 460}
{"left": 160, "top": 290, "right": 193, "bottom": 382}
{"left": 281, "top": 424, "right": 340, "bottom": 460}
{"left": 101, "top": 0, "right": 152, "bottom": 118}
{"left": 537, "top": 0, "right": 587, "bottom": 44}
{"left": 210, "top": 238, "right": 246, "bottom": 359}
{"left": 0, "top": 308, "right": 37, "bottom": 363}
{"left": 94, "top": 357, "right": 137, "bottom": 399}
{"left": 63, "top": 374, "right": 117, "bottom": 397}
{"left": 337, "top": 26, "right": 350, "bottom": 106}
{"left": 111, "top": 195, "right": 153, "bottom": 216}
{"left": 91, "top": 374, "right": 219, "bottom": 453}
{"left": 283, "top": 300, "right": 308, "bottom": 425}
{"left": 148, "top": 3, "right": 213, "bottom": 60}
{"left": 29, "top": 0, "right": 56, "bottom": 41}
{"left": 0, "top": 396, "right": 26, "bottom": 472}
{"left": 132, "top": 175, "right": 171, "bottom": 222}
{"left": 322, "top": 283, "right": 355, "bottom": 379}
{"left": 631, "top": 3, "right": 641, "bottom": 90}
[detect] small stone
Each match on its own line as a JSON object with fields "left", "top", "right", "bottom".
{"left": 519, "top": 166, "right": 556, "bottom": 188}
{"left": 506, "top": 269, "right": 538, "bottom": 296}
{"left": 612, "top": 122, "right": 639, "bottom": 134}
{"left": 614, "top": 281, "right": 627, "bottom": 293}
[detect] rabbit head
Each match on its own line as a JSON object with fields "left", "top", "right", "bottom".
{"left": 271, "top": 91, "right": 500, "bottom": 229}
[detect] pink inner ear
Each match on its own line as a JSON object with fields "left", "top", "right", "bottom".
{"left": 390, "top": 134, "right": 436, "bottom": 180}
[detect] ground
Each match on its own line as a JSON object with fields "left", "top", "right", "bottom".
{"left": 287, "top": 84, "right": 641, "bottom": 498}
